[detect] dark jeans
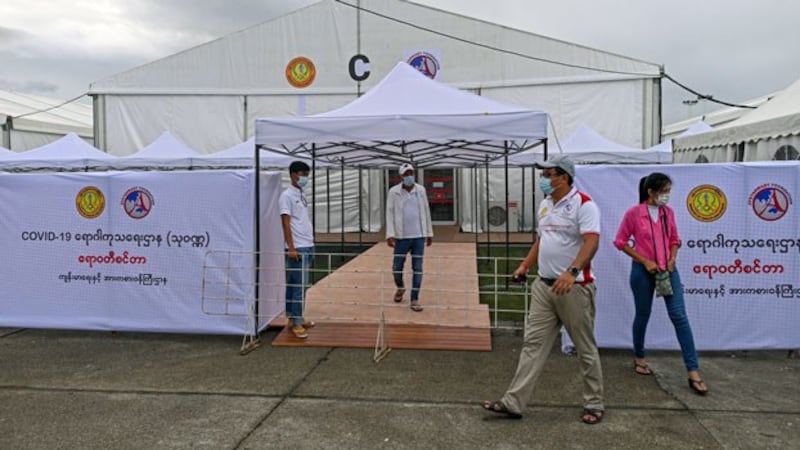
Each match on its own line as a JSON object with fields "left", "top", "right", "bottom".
{"left": 392, "top": 237, "right": 426, "bottom": 301}
{"left": 630, "top": 262, "right": 699, "bottom": 371}
{"left": 285, "top": 247, "right": 313, "bottom": 327}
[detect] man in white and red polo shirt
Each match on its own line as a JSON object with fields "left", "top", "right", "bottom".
{"left": 483, "top": 154, "right": 605, "bottom": 425}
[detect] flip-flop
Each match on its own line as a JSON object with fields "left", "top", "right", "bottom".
{"left": 688, "top": 378, "right": 709, "bottom": 395}
{"left": 393, "top": 289, "right": 405, "bottom": 303}
{"left": 482, "top": 400, "right": 522, "bottom": 419}
{"left": 581, "top": 408, "right": 604, "bottom": 425}
{"left": 410, "top": 301, "right": 423, "bottom": 312}
{"left": 634, "top": 361, "right": 653, "bottom": 375}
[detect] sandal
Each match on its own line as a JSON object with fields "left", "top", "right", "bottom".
{"left": 688, "top": 378, "right": 709, "bottom": 395}
{"left": 410, "top": 301, "right": 423, "bottom": 312}
{"left": 394, "top": 289, "right": 405, "bottom": 303}
{"left": 290, "top": 326, "right": 308, "bottom": 339}
{"left": 482, "top": 400, "right": 522, "bottom": 419}
{"left": 303, "top": 320, "right": 316, "bottom": 329}
{"left": 581, "top": 408, "right": 604, "bottom": 425}
{"left": 634, "top": 361, "right": 653, "bottom": 376}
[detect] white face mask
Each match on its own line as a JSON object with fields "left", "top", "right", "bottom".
{"left": 656, "top": 193, "right": 670, "bottom": 206}
{"left": 297, "top": 176, "right": 309, "bottom": 188}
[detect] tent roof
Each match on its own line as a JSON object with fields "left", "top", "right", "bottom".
{"left": 0, "top": 133, "right": 113, "bottom": 170}
{"left": 0, "top": 90, "right": 93, "bottom": 136}
{"left": 675, "top": 79, "right": 800, "bottom": 151}
{"left": 88, "top": 0, "right": 659, "bottom": 95}
{"left": 193, "top": 138, "right": 327, "bottom": 168}
{"left": 646, "top": 121, "right": 713, "bottom": 154}
{"left": 498, "top": 124, "right": 668, "bottom": 165}
{"left": 108, "top": 132, "right": 199, "bottom": 169}
{"left": 255, "top": 62, "right": 548, "bottom": 167}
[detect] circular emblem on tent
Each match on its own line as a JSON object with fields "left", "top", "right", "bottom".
{"left": 76, "top": 186, "right": 105, "bottom": 219}
{"left": 285, "top": 56, "right": 316, "bottom": 88}
{"left": 121, "top": 187, "right": 154, "bottom": 219}
{"left": 686, "top": 184, "right": 727, "bottom": 222}
{"left": 748, "top": 183, "right": 792, "bottom": 221}
{"left": 406, "top": 51, "right": 440, "bottom": 79}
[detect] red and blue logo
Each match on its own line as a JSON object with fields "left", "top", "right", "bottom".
{"left": 748, "top": 183, "right": 792, "bottom": 221}
{"left": 407, "top": 51, "right": 440, "bottom": 79}
{"left": 121, "top": 187, "right": 154, "bottom": 219}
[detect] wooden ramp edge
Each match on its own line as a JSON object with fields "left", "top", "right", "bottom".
{"left": 270, "top": 322, "right": 492, "bottom": 351}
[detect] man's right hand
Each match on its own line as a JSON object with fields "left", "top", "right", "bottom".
{"left": 287, "top": 249, "right": 299, "bottom": 261}
{"left": 513, "top": 265, "right": 527, "bottom": 279}
{"left": 386, "top": 237, "right": 396, "bottom": 248}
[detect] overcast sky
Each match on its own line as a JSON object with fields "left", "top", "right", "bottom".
{"left": 2, "top": 0, "right": 799, "bottom": 124}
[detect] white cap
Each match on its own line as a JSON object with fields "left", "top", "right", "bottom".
{"left": 398, "top": 163, "right": 414, "bottom": 175}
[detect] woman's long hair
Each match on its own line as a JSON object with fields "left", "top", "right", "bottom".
{"left": 638, "top": 172, "right": 672, "bottom": 204}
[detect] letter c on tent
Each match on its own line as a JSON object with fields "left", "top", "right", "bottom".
{"left": 349, "top": 54, "right": 370, "bottom": 82}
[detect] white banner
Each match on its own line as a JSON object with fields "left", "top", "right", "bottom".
{"left": 0, "top": 170, "right": 266, "bottom": 334}
{"left": 573, "top": 162, "right": 800, "bottom": 350}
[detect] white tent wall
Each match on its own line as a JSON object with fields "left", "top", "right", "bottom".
{"left": 750, "top": 135, "right": 800, "bottom": 161}
{"left": 484, "top": 78, "right": 651, "bottom": 148}
{"left": 91, "top": 0, "right": 660, "bottom": 155}
{"left": 2, "top": 90, "right": 93, "bottom": 152}
{"left": 102, "top": 95, "right": 245, "bottom": 155}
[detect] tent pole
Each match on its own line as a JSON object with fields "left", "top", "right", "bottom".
{"left": 253, "top": 142, "right": 261, "bottom": 337}
{"left": 484, "top": 156, "right": 490, "bottom": 257}
{"left": 311, "top": 145, "right": 317, "bottom": 287}
{"left": 358, "top": 166, "right": 363, "bottom": 248}
{"left": 473, "top": 165, "right": 478, "bottom": 245}
{"left": 504, "top": 141, "right": 510, "bottom": 290}
{"left": 340, "top": 161, "right": 345, "bottom": 254}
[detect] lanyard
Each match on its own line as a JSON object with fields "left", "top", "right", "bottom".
{"left": 648, "top": 207, "right": 670, "bottom": 268}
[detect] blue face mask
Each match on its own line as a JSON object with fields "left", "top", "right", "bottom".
{"left": 297, "top": 176, "right": 309, "bottom": 188}
{"left": 402, "top": 175, "right": 415, "bottom": 186}
{"left": 539, "top": 177, "right": 554, "bottom": 195}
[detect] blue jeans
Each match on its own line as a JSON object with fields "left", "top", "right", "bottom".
{"left": 285, "top": 247, "right": 313, "bottom": 327}
{"left": 392, "top": 238, "right": 426, "bottom": 301}
{"left": 630, "top": 262, "right": 699, "bottom": 371}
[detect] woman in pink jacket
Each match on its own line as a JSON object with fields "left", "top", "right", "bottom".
{"left": 613, "top": 172, "right": 709, "bottom": 395}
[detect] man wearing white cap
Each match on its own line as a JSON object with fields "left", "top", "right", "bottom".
{"left": 482, "top": 154, "right": 605, "bottom": 424}
{"left": 386, "top": 162, "right": 433, "bottom": 311}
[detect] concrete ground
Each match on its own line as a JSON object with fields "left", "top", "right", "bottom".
{"left": 1, "top": 326, "right": 798, "bottom": 450}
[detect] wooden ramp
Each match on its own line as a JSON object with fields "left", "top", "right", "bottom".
{"left": 271, "top": 242, "right": 491, "bottom": 351}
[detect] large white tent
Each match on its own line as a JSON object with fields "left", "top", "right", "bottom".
{"left": 89, "top": 0, "right": 661, "bottom": 155}
{"left": 1, "top": 90, "right": 93, "bottom": 151}
{"left": 674, "top": 78, "right": 800, "bottom": 163}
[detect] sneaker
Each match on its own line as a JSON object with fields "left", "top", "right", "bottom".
{"left": 291, "top": 326, "right": 308, "bottom": 339}
{"left": 303, "top": 320, "right": 316, "bottom": 329}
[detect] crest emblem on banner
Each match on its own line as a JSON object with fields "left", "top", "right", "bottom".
{"left": 122, "top": 187, "right": 154, "bottom": 219}
{"left": 686, "top": 184, "right": 727, "bottom": 222}
{"left": 407, "top": 51, "right": 440, "bottom": 79}
{"left": 285, "top": 56, "right": 316, "bottom": 88}
{"left": 748, "top": 183, "right": 792, "bottom": 221}
{"left": 75, "top": 186, "right": 105, "bottom": 219}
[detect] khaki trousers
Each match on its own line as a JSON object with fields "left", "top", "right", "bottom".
{"left": 501, "top": 278, "right": 604, "bottom": 414}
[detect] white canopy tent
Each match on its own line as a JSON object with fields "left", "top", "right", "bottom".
{"left": 255, "top": 62, "right": 548, "bottom": 167}
{"left": 674, "top": 78, "right": 800, "bottom": 163}
{"left": 109, "top": 132, "right": 200, "bottom": 170}
{"left": 494, "top": 124, "right": 670, "bottom": 166}
{"left": 0, "top": 146, "right": 11, "bottom": 156}
{"left": 256, "top": 61, "right": 549, "bottom": 234}
{"left": 644, "top": 120, "right": 712, "bottom": 157}
{"left": 0, "top": 133, "right": 115, "bottom": 171}
{"left": 194, "top": 138, "right": 327, "bottom": 169}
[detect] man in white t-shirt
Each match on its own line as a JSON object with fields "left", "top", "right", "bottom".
{"left": 385, "top": 163, "right": 433, "bottom": 312}
{"left": 279, "top": 161, "right": 316, "bottom": 339}
{"left": 482, "top": 155, "right": 605, "bottom": 425}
